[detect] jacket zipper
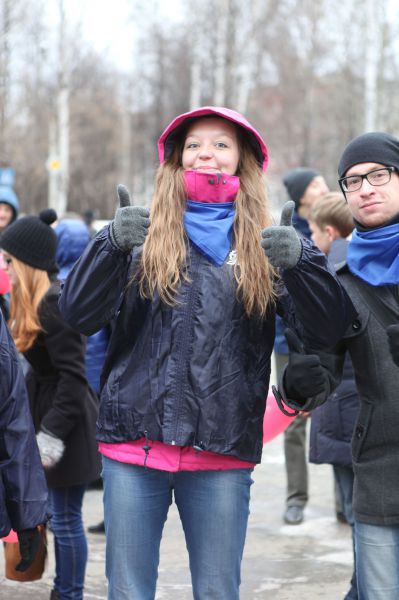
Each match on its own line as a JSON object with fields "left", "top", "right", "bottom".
{"left": 170, "top": 250, "right": 201, "bottom": 444}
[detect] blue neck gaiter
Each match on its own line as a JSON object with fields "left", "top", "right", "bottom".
{"left": 184, "top": 201, "right": 235, "bottom": 266}
{"left": 347, "top": 222, "right": 399, "bottom": 285}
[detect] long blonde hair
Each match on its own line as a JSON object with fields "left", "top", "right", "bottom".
{"left": 138, "top": 121, "right": 277, "bottom": 317}
{"left": 8, "top": 256, "right": 51, "bottom": 352}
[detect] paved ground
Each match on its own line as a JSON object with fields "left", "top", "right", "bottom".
{"left": 1, "top": 433, "right": 354, "bottom": 599}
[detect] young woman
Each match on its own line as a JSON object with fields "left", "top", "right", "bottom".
{"left": 0, "top": 209, "right": 100, "bottom": 600}
{"left": 60, "top": 106, "right": 355, "bottom": 599}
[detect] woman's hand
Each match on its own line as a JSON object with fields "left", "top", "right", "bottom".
{"left": 261, "top": 201, "right": 302, "bottom": 270}
{"left": 283, "top": 329, "right": 326, "bottom": 404}
{"left": 36, "top": 430, "right": 65, "bottom": 469}
{"left": 110, "top": 184, "right": 150, "bottom": 252}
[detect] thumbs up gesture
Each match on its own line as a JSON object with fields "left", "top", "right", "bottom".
{"left": 261, "top": 201, "right": 302, "bottom": 270}
{"left": 110, "top": 184, "right": 150, "bottom": 252}
{"left": 283, "top": 329, "right": 326, "bottom": 403}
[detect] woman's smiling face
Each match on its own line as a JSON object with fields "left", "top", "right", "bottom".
{"left": 182, "top": 117, "right": 240, "bottom": 176}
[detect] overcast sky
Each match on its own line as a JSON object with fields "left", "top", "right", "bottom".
{"left": 45, "top": 0, "right": 184, "bottom": 72}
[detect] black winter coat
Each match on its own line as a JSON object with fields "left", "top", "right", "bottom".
{"left": 25, "top": 281, "right": 100, "bottom": 488}
{"left": 281, "top": 264, "right": 399, "bottom": 525}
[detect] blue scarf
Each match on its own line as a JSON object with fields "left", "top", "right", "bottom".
{"left": 347, "top": 222, "right": 399, "bottom": 285}
{"left": 184, "top": 201, "right": 235, "bottom": 266}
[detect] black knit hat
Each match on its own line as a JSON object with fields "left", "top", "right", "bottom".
{"left": 0, "top": 208, "right": 59, "bottom": 271}
{"left": 338, "top": 132, "right": 399, "bottom": 177}
{"left": 282, "top": 168, "right": 320, "bottom": 209}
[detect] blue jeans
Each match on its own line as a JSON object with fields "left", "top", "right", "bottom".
{"left": 355, "top": 521, "right": 399, "bottom": 600}
{"left": 49, "top": 485, "right": 88, "bottom": 600}
{"left": 334, "top": 466, "right": 357, "bottom": 599}
{"left": 102, "top": 456, "right": 254, "bottom": 600}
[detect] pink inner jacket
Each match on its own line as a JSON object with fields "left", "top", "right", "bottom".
{"left": 99, "top": 439, "right": 255, "bottom": 472}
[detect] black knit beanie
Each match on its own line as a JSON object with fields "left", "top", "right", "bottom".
{"left": 338, "top": 132, "right": 399, "bottom": 178}
{"left": 0, "top": 208, "right": 59, "bottom": 271}
{"left": 282, "top": 168, "right": 320, "bottom": 209}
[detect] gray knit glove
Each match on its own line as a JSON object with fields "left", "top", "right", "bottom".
{"left": 36, "top": 431, "right": 65, "bottom": 469}
{"left": 110, "top": 184, "right": 150, "bottom": 252}
{"left": 261, "top": 201, "right": 302, "bottom": 270}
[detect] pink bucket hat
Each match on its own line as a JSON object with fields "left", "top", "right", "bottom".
{"left": 158, "top": 106, "right": 268, "bottom": 172}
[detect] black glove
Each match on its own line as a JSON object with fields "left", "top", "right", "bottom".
{"left": 387, "top": 324, "right": 399, "bottom": 367}
{"left": 16, "top": 527, "right": 41, "bottom": 572}
{"left": 283, "top": 329, "right": 326, "bottom": 402}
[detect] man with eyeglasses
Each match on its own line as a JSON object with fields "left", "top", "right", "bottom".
{"left": 276, "top": 131, "right": 399, "bottom": 600}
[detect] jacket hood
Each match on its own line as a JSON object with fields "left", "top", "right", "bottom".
{"left": 55, "top": 219, "right": 90, "bottom": 279}
{"left": 0, "top": 185, "right": 19, "bottom": 222}
{"left": 158, "top": 106, "right": 268, "bottom": 172}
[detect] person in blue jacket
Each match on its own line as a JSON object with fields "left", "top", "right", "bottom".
{"left": 55, "top": 217, "right": 109, "bottom": 396}
{"left": 0, "top": 307, "right": 48, "bottom": 572}
{"left": 308, "top": 192, "right": 359, "bottom": 600}
{"left": 59, "top": 106, "right": 355, "bottom": 599}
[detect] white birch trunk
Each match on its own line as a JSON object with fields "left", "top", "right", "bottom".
{"left": 364, "top": 0, "right": 380, "bottom": 131}
{"left": 48, "top": 0, "right": 70, "bottom": 214}
{"left": 236, "top": 0, "right": 261, "bottom": 114}
{"left": 213, "top": 0, "right": 229, "bottom": 106}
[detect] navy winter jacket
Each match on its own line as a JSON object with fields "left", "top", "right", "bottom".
{"left": 59, "top": 226, "right": 355, "bottom": 463}
{"left": 0, "top": 311, "right": 48, "bottom": 537}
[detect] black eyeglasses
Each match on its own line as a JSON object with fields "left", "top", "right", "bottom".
{"left": 339, "top": 166, "right": 395, "bottom": 193}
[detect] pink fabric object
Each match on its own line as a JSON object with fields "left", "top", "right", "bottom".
{"left": 99, "top": 439, "right": 255, "bottom": 472}
{"left": 2, "top": 529, "right": 18, "bottom": 543}
{"left": 158, "top": 106, "right": 268, "bottom": 171}
{"left": 263, "top": 393, "right": 295, "bottom": 443}
{"left": 184, "top": 170, "right": 240, "bottom": 203}
{"left": 0, "top": 268, "right": 10, "bottom": 294}
{"left": 0, "top": 253, "right": 10, "bottom": 294}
